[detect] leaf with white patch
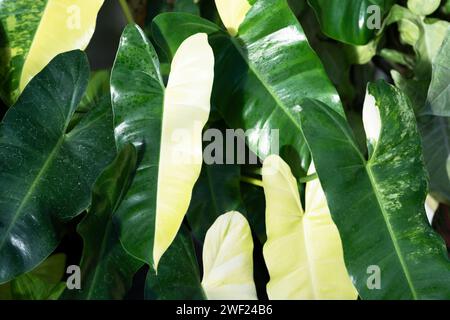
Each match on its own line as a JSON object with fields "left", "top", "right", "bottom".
{"left": 201, "top": 212, "right": 257, "bottom": 300}
{"left": 214, "top": 0, "right": 251, "bottom": 36}
{"left": 0, "top": 0, "right": 104, "bottom": 105}
{"left": 299, "top": 81, "right": 450, "bottom": 299}
{"left": 262, "top": 155, "right": 357, "bottom": 300}
{"left": 111, "top": 25, "right": 214, "bottom": 270}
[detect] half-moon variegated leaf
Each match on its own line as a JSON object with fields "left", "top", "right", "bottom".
{"left": 153, "top": 32, "right": 215, "bottom": 270}
{"left": 152, "top": 0, "right": 343, "bottom": 174}
{"left": 111, "top": 24, "right": 214, "bottom": 270}
{"left": 298, "top": 81, "right": 450, "bottom": 299}
{"left": 214, "top": 0, "right": 251, "bottom": 36}
{"left": 201, "top": 212, "right": 257, "bottom": 300}
{"left": 0, "top": 0, "right": 104, "bottom": 105}
{"left": 262, "top": 155, "right": 357, "bottom": 300}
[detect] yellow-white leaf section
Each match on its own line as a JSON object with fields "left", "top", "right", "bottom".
{"left": 201, "top": 212, "right": 257, "bottom": 300}
{"left": 262, "top": 155, "right": 358, "bottom": 300}
{"left": 362, "top": 91, "right": 381, "bottom": 153}
{"left": 153, "top": 33, "right": 214, "bottom": 270}
{"left": 425, "top": 195, "right": 439, "bottom": 225}
{"left": 20, "top": 0, "right": 104, "bottom": 91}
{"left": 215, "top": 0, "right": 251, "bottom": 36}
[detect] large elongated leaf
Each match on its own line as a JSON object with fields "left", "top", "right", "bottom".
{"left": 145, "top": 226, "right": 205, "bottom": 300}
{"left": 308, "top": 0, "right": 395, "bottom": 45}
{"left": 0, "top": 50, "right": 115, "bottom": 284}
{"left": 299, "top": 81, "right": 450, "bottom": 299}
{"left": 201, "top": 212, "right": 257, "bottom": 300}
{"left": 152, "top": 0, "right": 343, "bottom": 171}
{"left": 111, "top": 24, "right": 214, "bottom": 270}
{"left": 262, "top": 155, "right": 357, "bottom": 300}
{"left": 0, "top": 0, "right": 104, "bottom": 105}
{"left": 62, "top": 144, "right": 142, "bottom": 300}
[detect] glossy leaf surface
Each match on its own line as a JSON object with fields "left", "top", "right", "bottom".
{"left": 111, "top": 24, "right": 214, "bottom": 269}
{"left": 62, "top": 144, "right": 142, "bottom": 300}
{"left": 0, "top": 50, "right": 115, "bottom": 284}
{"left": 299, "top": 81, "right": 450, "bottom": 299}
{"left": 308, "top": 0, "right": 395, "bottom": 45}
{"left": 152, "top": 0, "right": 343, "bottom": 172}
{"left": 0, "top": 0, "right": 104, "bottom": 105}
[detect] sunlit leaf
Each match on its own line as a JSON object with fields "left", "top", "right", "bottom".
{"left": 0, "top": 0, "right": 104, "bottom": 105}
{"left": 201, "top": 212, "right": 257, "bottom": 300}
{"left": 111, "top": 24, "right": 214, "bottom": 270}
{"left": 262, "top": 155, "right": 357, "bottom": 300}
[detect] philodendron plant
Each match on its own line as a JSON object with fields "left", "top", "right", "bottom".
{"left": 0, "top": 0, "right": 449, "bottom": 301}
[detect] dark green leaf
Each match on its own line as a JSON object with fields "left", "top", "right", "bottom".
{"left": 152, "top": 0, "right": 343, "bottom": 172}
{"left": 0, "top": 254, "right": 66, "bottom": 300}
{"left": 423, "top": 33, "right": 450, "bottom": 117}
{"left": 419, "top": 116, "right": 450, "bottom": 205}
{"left": 308, "top": 0, "right": 394, "bottom": 45}
{"left": 145, "top": 226, "right": 205, "bottom": 300}
{"left": 111, "top": 24, "right": 164, "bottom": 265}
{"left": 187, "top": 162, "right": 243, "bottom": 242}
{"left": 299, "top": 81, "right": 450, "bottom": 299}
{"left": 62, "top": 144, "right": 143, "bottom": 300}
{"left": 0, "top": 0, "right": 103, "bottom": 105}
{"left": 0, "top": 50, "right": 116, "bottom": 284}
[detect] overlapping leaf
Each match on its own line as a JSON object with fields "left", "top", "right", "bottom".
{"left": 308, "top": 0, "right": 395, "bottom": 45}
{"left": 0, "top": 0, "right": 104, "bottom": 105}
{"left": 111, "top": 24, "right": 214, "bottom": 269}
{"left": 262, "top": 155, "right": 357, "bottom": 300}
{"left": 201, "top": 211, "right": 257, "bottom": 300}
{"left": 152, "top": 0, "right": 343, "bottom": 172}
{"left": 0, "top": 254, "right": 66, "bottom": 300}
{"left": 299, "top": 81, "right": 450, "bottom": 299}
{"left": 62, "top": 144, "right": 142, "bottom": 300}
{"left": 0, "top": 50, "right": 115, "bottom": 284}
{"left": 145, "top": 226, "right": 205, "bottom": 300}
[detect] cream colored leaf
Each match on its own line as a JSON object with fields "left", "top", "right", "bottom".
{"left": 262, "top": 155, "right": 358, "bottom": 300}
{"left": 363, "top": 90, "right": 382, "bottom": 154}
{"left": 201, "top": 212, "right": 257, "bottom": 300}
{"left": 20, "top": 0, "right": 104, "bottom": 92}
{"left": 153, "top": 33, "right": 215, "bottom": 270}
{"left": 425, "top": 195, "right": 439, "bottom": 225}
{"left": 215, "top": 0, "right": 251, "bottom": 36}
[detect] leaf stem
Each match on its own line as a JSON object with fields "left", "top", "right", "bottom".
{"left": 299, "top": 173, "right": 318, "bottom": 184}
{"left": 118, "top": 0, "right": 134, "bottom": 24}
{"left": 240, "top": 176, "right": 264, "bottom": 188}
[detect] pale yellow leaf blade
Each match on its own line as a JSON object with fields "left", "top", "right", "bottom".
{"left": 215, "top": 0, "right": 251, "bottom": 36}
{"left": 153, "top": 33, "right": 214, "bottom": 270}
{"left": 262, "top": 155, "right": 358, "bottom": 300}
{"left": 201, "top": 212, "right": 257, "bottom": 300}
{"left": 20, "top": 0, "right": 104, "bottom": 91}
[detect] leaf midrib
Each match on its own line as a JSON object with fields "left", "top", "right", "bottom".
{"left": 311, "top": 101, "right": 418, "bottom": 298}
{"left": 0, "top": 134, "right": 65, "bottom": 253}
{"left": 227, "top": 35, "right": 305, "bottom": 136}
